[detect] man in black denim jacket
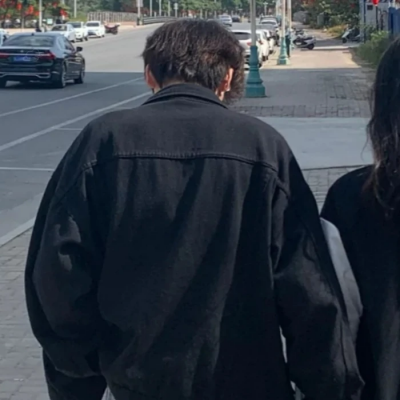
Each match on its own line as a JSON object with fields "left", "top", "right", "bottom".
{"left": 25, "top": 19, "right": 363, "bottom": 400}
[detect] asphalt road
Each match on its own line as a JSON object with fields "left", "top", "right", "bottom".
{"left": 0, "top": 25, "right": 159, "bottom": 244}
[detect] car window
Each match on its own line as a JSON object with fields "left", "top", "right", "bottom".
{"left": 52, "top": 25, "right": 67, "bottom": 31}
{"left": 4, "top": 35, "right": 55, "bottom": 47}
{"left": 70, "top": 22, "right": 82, "bottom": 28}
{"left": 63, "top": 37, "right": 75, "bottom": 51}
{"left": 86, "top": 22, "right": 100, "bottom": 27}
{"left": 233, "top": 32, "right": 251, "bottom": 40}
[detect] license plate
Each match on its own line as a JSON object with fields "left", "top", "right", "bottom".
{"left": 13, "top": 56, "right": 33, "bottom": 62}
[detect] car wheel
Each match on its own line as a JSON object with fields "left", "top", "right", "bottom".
{"left": 54, "top": 64, "right": 67, "bottom": 88}
{"left": 0, "top": 79, "right": 7, "bottom": 88}
{"left": 84, "top": 36, "right": 88, "bottom": 41}
{"left": 74, "top": 65, "right": 85, "bottom": 84}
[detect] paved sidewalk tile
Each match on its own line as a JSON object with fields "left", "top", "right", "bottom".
{"left": 233, "top": 35, "right": 372, "bottom": 118}
{"left": 0, "top": 166, "right": 358, "bottom": 398}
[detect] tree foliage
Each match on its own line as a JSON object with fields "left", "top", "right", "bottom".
{"left": 2, "top": 0, "right": 277, "bottom": 20}
{"left": 305, "top": 0, "right": 359, "bottom": 27}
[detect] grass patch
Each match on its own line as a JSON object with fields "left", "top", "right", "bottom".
{"left": 327, "top": 24, "right": 345, "bottom": 38}
{"left": 356, "top": 31, "right": 390, "bottom": 68}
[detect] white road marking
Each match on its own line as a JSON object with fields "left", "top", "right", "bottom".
{"left": 57, "top": 128, "right": 82, "bottom": 131}
{"left": 0, "top": 217, "right": 35, "bottom": 247}
{"left": 0, "top": 77, "right": 143, "bottom": 118}
{"left": 0, "top": 90, "right": 150, "bottom": 153}
{"left": 0, "top": 167, "right": 54, "bottom": 171}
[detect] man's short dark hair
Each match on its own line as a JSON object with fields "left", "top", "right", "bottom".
{"left": 142, "top": 19, "right": 245, "bottom": 103}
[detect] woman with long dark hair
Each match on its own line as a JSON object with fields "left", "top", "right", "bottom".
{"left": 322, "top": 38, "right": 400, "bottom": 400}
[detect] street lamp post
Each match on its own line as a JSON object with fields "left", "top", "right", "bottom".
{"left": 263, "top": 1, "right": 267, "bottom": 15}
{"left": 287, "top": 0, "right": 292, "bottom": 45}
{"left": 74, "top": 0, "right": 77, "bottom": 18}
{"left": 39, "top": 0, "right": 42, "bottom": 28}
{"left": 159, "top": 0, "right": 162, "bottom": 16}
{"left": 150, "top": 0, "right": 153, "bottom": 16}
{"left": 245, "top": 0, "right": 266, "bottom": 98}
{"left": 277, "top": 0, "right": 289, "bottom": 65}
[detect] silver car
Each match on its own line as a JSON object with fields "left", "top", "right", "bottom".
{"left": 232, "top": 30, "right": 263, "bottom": 67}
{"left": 51, "top": 23, "right": 76, "bottom": 42}
{"left": 218, "top": 15, "right": 233, "bottom": 27}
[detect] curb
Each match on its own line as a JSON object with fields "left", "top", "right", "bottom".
{"left": 0, "top": 218, "right": 34, "bottom": 248}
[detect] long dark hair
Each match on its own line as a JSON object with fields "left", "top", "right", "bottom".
{"left": 366, "top": 38, "right": 400, "bottom": 215}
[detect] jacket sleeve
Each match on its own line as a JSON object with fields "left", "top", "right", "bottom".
{"left": 270, "top": 162, "right": 363, "bottom": 400}
{"left": 25, "top": 167, "right": 107, "bottom": 400}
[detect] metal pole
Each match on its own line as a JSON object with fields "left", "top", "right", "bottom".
{"left": 277, "top": 0, "right": 289, "bottom": 64}
{"left": 251, "top": 0, "right": 256, "bottom": 45}
{"left": 39, "top": 0, "right": 43, "bottom": 28}
{"left": 287, "top": 0, "right": 291, "bottom": 33}
{"left": 150, "top": 0, "right": 153, "bottom": 16}
{"left": 159, "top": 0, "right": 162, "bottom": 15}
{"left": 264, "top": 2, "right": 266, "bottom": 15}
{"left": 137, "top": 0, "right": 141, "bottom": 18}
{"left": 74, "top": 0, "right": 77, "bottom": 18}
{"left": 168, "top": 0, "right": 170, "bottom": 15}
{"left": 245, "top": 0, "right": 266, "bottom": 97}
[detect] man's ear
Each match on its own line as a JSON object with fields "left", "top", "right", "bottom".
{"left": 144, "top": 65, "right": 160, "bottom": 93}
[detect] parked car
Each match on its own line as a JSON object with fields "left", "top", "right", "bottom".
{"left": 256, "top": 30, "right": 270, "bottom": 61}
{"left": 232, "top": 15, "right": 241, "bottom": 22}
{"left": 232, "top": 29, "right": 263, "bottom": 67}
{"left": 51, "top": 23, "right": 76, "bottom": 42}
{"left": 86, "top": 21, "right": 106, "bottom": 38}
{"left": 0, "top": 32, "right": 85, "bottom": 88}
{"left": 260, "top": 16, "right": 278, "bottom": 25}
{"left": 260, "top": 28, "right": 276, "bottom": 52}
{"left": 218, "top": 14, "right": 232, "bottom": 27}
{"left": 70, "top": 21, "right": 89, "bottom": 41}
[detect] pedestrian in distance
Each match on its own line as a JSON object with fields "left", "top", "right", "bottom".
{"left": 25, "top": 19, "right": 363, "bottom": 400}
{"left": 322, "top": 37, "right": 400, "bottom": 400}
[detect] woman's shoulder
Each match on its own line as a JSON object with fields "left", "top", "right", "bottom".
{"left": 329, "top": 166, "right": 372, "bottom": 197}
{"left": 322, "top": 166, "right": 372, "bottom": 229}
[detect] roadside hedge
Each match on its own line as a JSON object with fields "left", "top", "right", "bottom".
{"left": 356, "top": 31, "right": 390, "bottom": 67}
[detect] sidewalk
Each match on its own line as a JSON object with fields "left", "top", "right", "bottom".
{"left": 235, "top": 30, "right": 372, "bottom": 170}
{"left": 0, "top": 32, "right": 374, "bottom": 399}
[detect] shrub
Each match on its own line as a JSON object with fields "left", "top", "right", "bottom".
{"left": 356, "top": 30, "right": 390, "bottom": 67}
{"left": 327, "top": 24, "right": 345, "bottom": 38}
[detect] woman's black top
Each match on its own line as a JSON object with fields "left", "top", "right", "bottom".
{"left": 322, "top": 166, "right": 400, "bottom": 400}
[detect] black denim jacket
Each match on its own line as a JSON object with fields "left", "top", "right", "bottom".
{"left": 25, "top": 84, "right": 362, "bottom": 400}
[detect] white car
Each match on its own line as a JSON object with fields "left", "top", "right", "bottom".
{"left": 232, "top": 30, "right": 263, "bottom": 67}
{"left": 261, "top": 29, "right": 276, "bottom": 53}
{"left": 51, "top": 24, "right": 76, "bottom": 42}
{"left": 260, "top": 17, "right": 278, "bottom": 26}
{"left": 70, "top": 21, "right": 88, "bottom": 41}
{"left": 218, "top": 15, "right": 232, "bottom": 27}
{"left": 86, "top": 21, "right": 105, "bottom": 38}
{"left": 256, "top": 30, "right": 270, "bottom": 62}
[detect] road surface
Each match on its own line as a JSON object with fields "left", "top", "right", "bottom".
{"left": 0, "top": 25, "right": 158, "bottom": 245}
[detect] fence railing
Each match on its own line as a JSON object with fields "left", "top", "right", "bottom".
{"left": 142, "top": 16, "right": 176, "bottom": 25}
{"left": 87, "top": 11, "right": 137, "bottom": 23}
{"left": 86, "top": 12, "right": 176, "bottom": 25}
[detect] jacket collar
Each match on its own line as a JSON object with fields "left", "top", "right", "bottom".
{"left": 142, "top": 83, "right": 228, "bottom": 109}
